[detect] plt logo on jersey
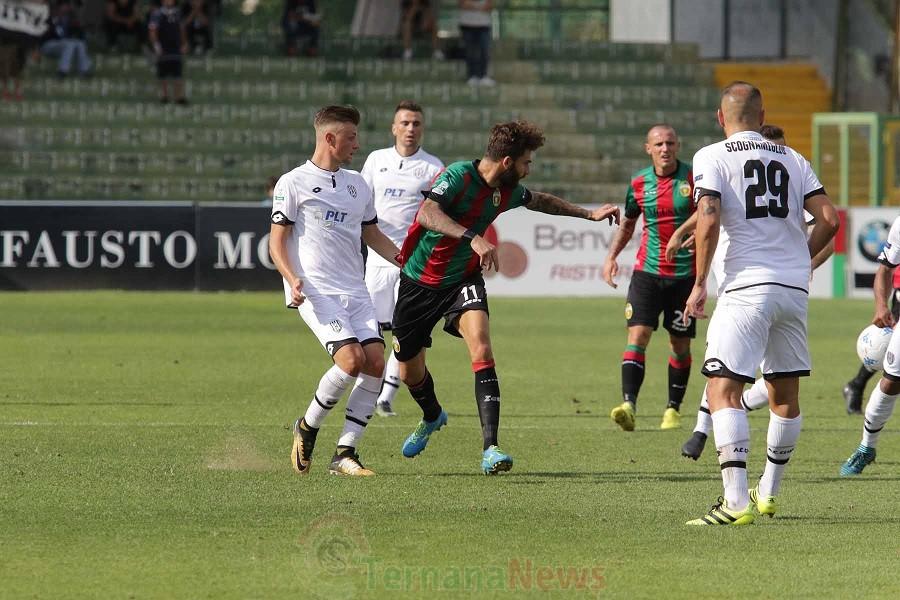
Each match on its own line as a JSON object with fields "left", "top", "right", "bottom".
{"left": 313, "top": 208, "right": 349, "bottom": 229}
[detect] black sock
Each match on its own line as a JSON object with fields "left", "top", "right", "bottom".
{"left": 622, "top": 345, "right": 646, "bottom": 407}
{"left": 850, "top": 364, "right": 876, "bottom": 389}
{"left": 409, "top": 370, "right": 442, "bottom": 422}
{"left": 335, "top": 445, "right": 355, "bottom": 458}
{"left": 475, "top": 366, "right": 500, "bottom": 450}
{"left": 667, "top": 353, "right": 692, "bottom": 410}
{"left": 298, "top": 417, "right": 318, "bottom": 436}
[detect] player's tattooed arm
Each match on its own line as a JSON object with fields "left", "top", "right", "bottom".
{"left": 417, "top": 199, "right": 500, "bottom": 271}
{"left": 362, "top": 223, "right": 402, "bottom": 268}
{"left": 526, "top": 191, "right": 621, "bottom": 224}
{"left": 683, "top": 195, "right": 720, "bottom": 323}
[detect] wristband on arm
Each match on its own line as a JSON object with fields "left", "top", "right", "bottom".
{"left": 461, "top": 229, "right": 477, "bottom": 242}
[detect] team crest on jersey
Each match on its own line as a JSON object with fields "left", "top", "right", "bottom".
{"left": 679, "top": 182, "right": 691, "bottom": 197}
{"left": 624, "top": 302, "right": 633, "bottom": 319}
{"left": 492, "top": 188, "right": 501, "bottom": 207}
{"left": 329, "top": 319, "right": 343, "bottom": 332}
{"left": 414, "top": 166, "right": 426, "bottom": 179}
{"left": 347, "top": 185, "right": 358, "bottom": 198}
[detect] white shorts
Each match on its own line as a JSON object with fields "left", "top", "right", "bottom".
{"left": 882, "top": 328, "right": 900, "bottom": 381}
{"left": 297, "top": 292, "right": 382, "bottom": 356}
{"left": 364, "top": 264, "right": 400, "bottom": 326}
{"left": 702, "top": 285, "right": 810, "bottom": 383}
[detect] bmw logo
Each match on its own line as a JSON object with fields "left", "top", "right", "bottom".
{"left": 858, "top": 220, "right": 891, "bottom": 262}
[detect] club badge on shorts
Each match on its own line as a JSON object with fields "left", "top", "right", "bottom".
{"left": 329, "top": 319, "right": 343, "bottom": 332}
{"left": 492, "top": 188, "right": 501, "bottom": 207}
{"left": 624, "top": 302, "right": 633, "bottom": 319}
{"left": 392, "top": 338, "right": 400, "bottom": 353}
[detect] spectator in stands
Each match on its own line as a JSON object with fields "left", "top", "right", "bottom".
{"left": 401, "top": 0, "right": 443, "bottom": 61}
{"left": 0, "top": 35, "right": 29, "bottom": 101}
{"left": 282, "top": 0, "right": 320, "bottom": 57}
{"left": 458, "top": 0, "right": 493, "bottom": 86}
{"left": 148, "top": 0, "right": 188, "bottom": 104}
{"left": 183, "top": 0, "right": 213, "bottom": 55}
{"left": 40, "top": 0, "right": 93, "bottom": 79}
{"left": 104, "top": 0, "right": 143, "bottom": 52}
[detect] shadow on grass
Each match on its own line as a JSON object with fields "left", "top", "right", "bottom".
{"left": 385, "top": 470, "right": 713, "bottom": 483}
{"left": 0, "top": 401, "right": 185, "bottom": 406}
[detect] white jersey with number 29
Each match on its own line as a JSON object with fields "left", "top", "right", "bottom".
{"left": 692, "top": 130, "right": 825, "bottom": 297}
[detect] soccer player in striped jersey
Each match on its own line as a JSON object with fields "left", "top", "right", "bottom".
{"left": 391, "top": 120, "right": 620, "bottom": 474}
{"left": 672, "top": 124, "right": 834, "bottom": 463}
{"left": 603, "top": 124, "right": 696, "bottom": 432}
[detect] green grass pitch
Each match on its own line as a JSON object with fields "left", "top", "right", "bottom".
{"left": 2, "top": 291, "right": 899, "bottom": 598}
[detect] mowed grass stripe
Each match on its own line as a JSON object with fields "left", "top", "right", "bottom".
{"left": 2, "top": 292, "right": 900, "bottom": 599}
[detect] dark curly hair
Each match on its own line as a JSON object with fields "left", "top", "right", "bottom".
{"left": 485, "top": 120, "right": 545, "bottom": 161}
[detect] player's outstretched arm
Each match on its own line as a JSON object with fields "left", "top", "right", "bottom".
{"left": 362, "top": 223, "right": 402, "bottom": 268}
{"left": 602, "top": 215, "right": 637, "bottom": 289}
{"left": 526, "top": 191, "right": 620, "bottom": 225}
{"left": 665, "top": 211, "right": 698, "bottom": 263}
{"left": 268, "top": 223, "right": 304, "bottom": 306}
{"left": 417, "top": 199, "right": 499, "bottom": 271}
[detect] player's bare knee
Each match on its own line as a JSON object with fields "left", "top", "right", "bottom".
{"left": 670, "top": 336, "right": 691, "bottom": 355}
{"left": 334, "top": 345, "right": 366, "bottom": 377}
{"left": 362, "top": 348, "right": 385, "bottom": 378}
{"left": 468, "top": 342, "right": 493, "bottom": 364}
{"left": 880, "top": 377, "right": 900, "bottom": 395}
{"left": 627, "top": 327, "right": 652, "bottom": 348}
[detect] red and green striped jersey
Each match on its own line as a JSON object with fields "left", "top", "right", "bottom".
{"left": 400, "top": 160, "right": 531, "bottom": 288}
{"left": 624, "top": 160, "right": 695, "bottom": 278}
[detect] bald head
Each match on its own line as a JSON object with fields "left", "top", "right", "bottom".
{"left": 719, "top": 81, "right": 764, "bottom": 130}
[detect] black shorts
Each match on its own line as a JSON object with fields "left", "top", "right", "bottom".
{"left": 392, "top": 273, "right": 489, "bottom": 362}
{"left": 892, "top": 289, "right": 900, "bottom": 320}
{"left": 156, "top": 56, "right": 183, "bottom": 79}
{"left": 625, "top": 270, "right": 696, "bottom": 338}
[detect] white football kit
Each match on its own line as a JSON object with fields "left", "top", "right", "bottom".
{"left": 272, "top": 160, "right": 382, "bottom": 354}
{"left": 877, "top": 216, "right": 900, "bottom": 380}
{"left": 693, "top": 131, "right": 826, "bottom": 381}
{"left": 360, "top": 146, "right": 443, "bottom": 325}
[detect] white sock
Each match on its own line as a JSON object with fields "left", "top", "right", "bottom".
{"left": 337, "top": 373, "right": 380, "bottom": 448}
{"left": 711, "top": 407, "right": 751, "bottom": 510}
{"left": 693, "top": 387, "right": 712, "bottom": 435}
{"left": 376, "top": 352, "right": 401, "bottom": 405}
{"left": 304, "top": 365, "right": 355, "bottom": 429}
{"left": 742, "top": 378, "right": 769, "bottom": 411}
{"left": 862, "top": 386, "right": 899, "bottom": 448}
{"left": 758, "top": 411, "right": 802, "bottom": 497}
